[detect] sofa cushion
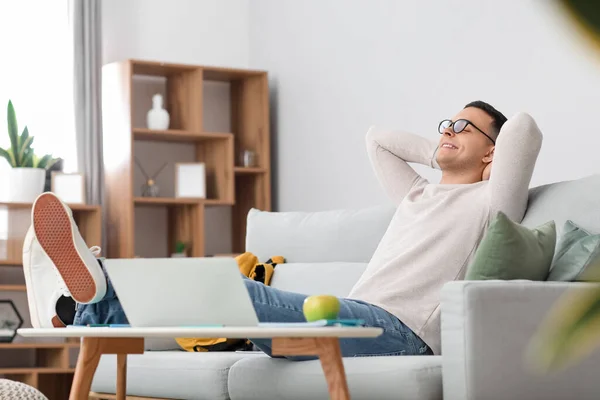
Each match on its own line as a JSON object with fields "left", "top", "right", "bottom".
{"left": 91, "top": 351, "right": 255, "bottom": 400}
{"left": 465, "top": 212, "right": 556, "bottom": 281}
{"left": 270, "top": 262, "right": 367, "bottom": 297}
{"left": 522, "top": 174, "right": 600, "bottom": 236}
{"left": 245, "top": 206, "right": 395, "bottom": 263}
{"left": 228, "top": 355, "right": 442, "bottom": 400}
{"left": 548, "top": 220, "right": 600, "bottom": 282}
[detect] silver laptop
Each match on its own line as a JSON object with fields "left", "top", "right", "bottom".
{"left": 103, "top": 257, "right": 260, "bottom": 327}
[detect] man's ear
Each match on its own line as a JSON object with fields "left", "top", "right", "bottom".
{"left": 482, "top": 147, "right": 495, "bottom": 163}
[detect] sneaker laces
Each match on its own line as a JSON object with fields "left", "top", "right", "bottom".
{"left": 56, "top": 246, "right": 102, "bottom": 297}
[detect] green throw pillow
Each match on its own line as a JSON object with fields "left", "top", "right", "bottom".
{"left": 547, "top": 220, "right": 600, "bottom": 282}
{"left": 465, "top": 212, "right": 556, "bottom": 281}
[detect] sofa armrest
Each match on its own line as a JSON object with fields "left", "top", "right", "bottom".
{"left": 441, "top": 280, "right": 600, "bottom": 400}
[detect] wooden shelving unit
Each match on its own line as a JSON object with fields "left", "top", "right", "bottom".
{"left": 0, "top": 201, "right": 101, "bottom": 399}
{"left": 102, "top": 59, "right": 271, "bottom": 258}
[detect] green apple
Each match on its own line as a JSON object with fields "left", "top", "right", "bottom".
{"left": 303, "top": 295, "right": 340, "bottom": 322}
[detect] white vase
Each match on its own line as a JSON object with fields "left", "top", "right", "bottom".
{"left": 147, "top": 94, "right": 170, "bottom": 130}
{"left": 7, "top": 168, "right": 46, "bottom": 203}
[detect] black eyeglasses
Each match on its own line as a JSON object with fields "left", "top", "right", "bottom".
{"left": 438, "top": 119, "right": 495, "bottom": 144}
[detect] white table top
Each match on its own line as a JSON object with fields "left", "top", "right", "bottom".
{"left": 18, "top": 326, "right": 383, "bottom": 339}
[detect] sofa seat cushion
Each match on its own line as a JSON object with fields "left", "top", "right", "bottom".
{"left": 228, "top": 354, "right": 442, "bottom": 400}
{"left": 91, "top": 351, "right": 259, "bottom": 400}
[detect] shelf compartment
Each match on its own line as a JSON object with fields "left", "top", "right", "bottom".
{"left": 131, "top": 60, "right": 203, "bottom": 132}
{"left": 133, "top": 128, "right": 232, "bottom": 143}
{"left": 232, "top": 173, "right": 271, "bottom": 253}
{"left": 196, "top": 135, "right": 234, "bottom": 204}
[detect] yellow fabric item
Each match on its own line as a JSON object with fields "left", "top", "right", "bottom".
{"left": 175, "top": 253, "right": 284, "bottom": 352}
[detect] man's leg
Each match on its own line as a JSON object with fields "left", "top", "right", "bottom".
{"left": 244, "top": 279, "right": 432, "bottom": 359}
{"left": 73, "top": 262, "right": 128, "bottom": 326}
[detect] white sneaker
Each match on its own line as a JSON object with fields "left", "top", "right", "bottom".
{"left": 22, "top": 226, "right": 103, "bottom": 328}
{"left": 30, "top": 192, "right": 106, "bottom": 304}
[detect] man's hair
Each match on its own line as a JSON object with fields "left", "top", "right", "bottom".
{"left": 464, "top": 100, "right": 507, "bottom": 136}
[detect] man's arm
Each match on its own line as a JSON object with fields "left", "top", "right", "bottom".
{"left": 366, "top": 126, "right": 439, "bottom": 205}
{"left": 488, "top": 112, "right": 543, "bottom": 221}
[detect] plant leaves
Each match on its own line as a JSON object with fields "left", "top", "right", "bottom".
{"left": 36, "top": 154, "right": 53, "bottom": 169}
{"left": 44, "top": 157, "right": 58, "bottom": 170}
{"left": 6, "top": 148, "right": 16, "bottom": 167}
{"left": 22, "top": 151, "right": 34, "bottom": 168}
{"left": 6, "top": 101, "right": 19, "bottom": 165}
{"left": 17, "top": 135, "right": 33, "bottom": 166}
{"left": 17, "top": 126, "right": 29, "bottom": 165}
{"left": 0, "top": 147, "right": 12, "bottom": 167}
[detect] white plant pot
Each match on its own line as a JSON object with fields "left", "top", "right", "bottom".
{"left": 7, "top": 168, "right": 46, "bottom": 203}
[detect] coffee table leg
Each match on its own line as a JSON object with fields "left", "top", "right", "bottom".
{"left": 117, "top": 354, "right": 127, "bottom": 400}
{"left": 70, "top": 337, "right": 144, "bottom": 400}
{"left": 272, "top": 337, "right": 350, "bottom": 400}
{"left": 70, "top": 338, "right": 103, "bottom": 400}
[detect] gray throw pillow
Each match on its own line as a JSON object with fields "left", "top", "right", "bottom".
{"left": 547, "top": 220, "right": 600, "bottom": 282}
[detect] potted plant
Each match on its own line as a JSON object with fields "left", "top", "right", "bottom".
{"left": 171, "top": 240, "right": 188, "bottom": 258}
{"left": 0, "top": 100, "right": 59, "bottom": 202}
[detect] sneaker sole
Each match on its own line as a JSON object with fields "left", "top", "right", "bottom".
{"left": 32, "top": 193, "right": 97, "bottom": 304}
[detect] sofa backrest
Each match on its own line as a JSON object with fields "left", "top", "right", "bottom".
{"left": 522, "top": 174, "right": 600, "bottom": 235}
{"left": 245, "top": 205, "right": 395, "bottom": 263}
{"left": 247, "top": 174, "right": 600, "bottom": 296}
{"left": 269, "top": 262, "right": 367, "bottom": 297}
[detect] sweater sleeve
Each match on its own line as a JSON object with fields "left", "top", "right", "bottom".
{"left": 488, "top": 112, "right": 543, "bottom": 222}
{"left": 366, "top": 126, "right": 440, "bottom": 205}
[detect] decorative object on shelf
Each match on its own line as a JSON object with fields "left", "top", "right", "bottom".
{"left": 135, "top": 157, "right": 167, "bottom": 197}
{"left": 0, "top": 100, "right": 60, "bottom": 202}
{"left": 51, "top": 172, "right": 86, "bottom": 204}
{"left": 240, "top": 149, "right": 257, "bottom": 168}
{"left": 175, "top": 163, "right": 206, "bottom": 198}
{"left": 146, "top": 93, "right": 170, "bottom": 130}
{"left": 171, "top": 240, "right": 188, "bottom": 258}
{"left": 0, "top": 300, "right": 23, "bottom": 343}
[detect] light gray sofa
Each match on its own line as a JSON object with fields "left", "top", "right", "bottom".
{"left": 91, "top": 174, "right": 600, "bottom": 400}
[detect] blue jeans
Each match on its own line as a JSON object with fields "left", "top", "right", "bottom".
{"left": 74, "top": 264, "right": 432, "bottom": 359}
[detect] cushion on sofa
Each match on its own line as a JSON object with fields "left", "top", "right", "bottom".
{"left": 270, "top": 262, "right": 367, "bottom": 297}
{"left": 228, "top": 355, "right": 442, "bottom": 400}
{"left": 91, "top": 351, "right": 255, "bottom": 400}
{"left": 245, "top": 206, "right": 395, "bottom": 263}
{"left": 548, "top": 220, "right": 600, "bottom": 281}
{"left": 465, "top": 212, "right": 556, "bottom": 281}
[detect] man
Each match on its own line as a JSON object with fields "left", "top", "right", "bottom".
{"left": 23, "top": 100, "right": 542, "bottom": 357}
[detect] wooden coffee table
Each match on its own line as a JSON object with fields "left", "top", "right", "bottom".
{"left": 18, "top": 326, "right": 382, "bottom": 400}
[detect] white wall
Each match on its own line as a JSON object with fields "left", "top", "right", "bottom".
{"left": 249, "top": 0, "right": 600, "bottom": 211}
{"left": 102, "top": 0, "right": 249, "bottom": 67}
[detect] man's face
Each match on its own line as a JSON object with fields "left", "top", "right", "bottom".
{"left": 437, "top": 107, "right": 495, "bottom": 173}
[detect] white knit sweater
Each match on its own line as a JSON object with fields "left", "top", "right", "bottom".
{"left": 348, "top": 112, "right": 543, "bottom": 355}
